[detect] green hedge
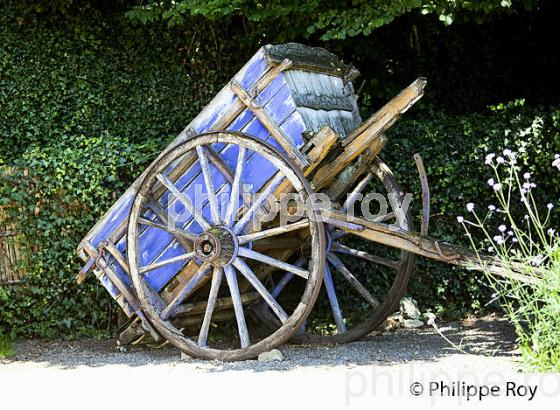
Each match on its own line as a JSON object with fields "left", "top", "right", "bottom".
{"left": 0, "top": 5, "right": 228, "bottom": 337}
{"left": 381, "top": 102, "right": 560, "bottom": 316}
{"left": 0, "top": 135, "right": 158, "bottom": 337}
{"left": 1, "top": 2, "right": 559, "bottom": 337}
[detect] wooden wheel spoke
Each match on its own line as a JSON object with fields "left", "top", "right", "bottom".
{"left": 238, "top": 219, "right": 309, "bottom": 245}
{"left": 224, "top": 265, "right": 250, "bottom": 348}
{"left": 224, "top": 146, "right": 246, "bottom": 226}
{"left": 138, "top": 217, "right": 197, "bottom": 242}
{"left": 327, "top": 253, "right": 380, "bottom": 309}
{"left": 270, "top": 257, "right": 306, "bottom": 298}
{"left": 233, "top": 258, "right": 288, "bottom": 324}
{"left": 323, "top": 263, "right": 346, "bottom": 333}
{"left": 139, "top": 251, "right": 196, "bottom": 274}
{"left": 233, "top": 172, "right": 285, "bottom": 234}
{"left": 376, "top": 211, "right": 395, "bottom": 223}
{"left": 160, "top": 263, "right": 212, "bottom": 319}
{"left": 237, "top": 246, "right": 309, "bottom": 279}
{"left": 341, "top": 172, "right": 374, "bottom": 213}
{"left": 331, "top": 230, "right": 347, "bottom": 240}
{"left": 331, "top": 243, "right": 399, "bottom": 269}
{"left": 126, "top": 132, "right": 328, "bottom": 358}
{"left": 196, "top": 145, "right": 221, "bottom": 225}
{"left": 156, "top": 173, "right": 211, "bottom": 231}
{"left": 197, "top": 266, "right": 224, "bottom": 347}
{"left": 203, "top": 146, "right": 234, "bottom": 184}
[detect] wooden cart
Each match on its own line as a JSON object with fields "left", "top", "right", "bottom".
{"left": 77, "top": 43, "right": 529, "bottom": 360}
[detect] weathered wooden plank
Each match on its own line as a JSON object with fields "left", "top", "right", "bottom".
{"left": 342, "top": 77, "right": 427, "bottom": 146}
{"left": 84, "top": 59, "right": 293, "bottom": 272}
{"left": 176, "top": 290, "right": 259, "bottom": 316}
{"left": 212, "top": 59, "right": 294, "bottom": 132}
{"left": 274, "top": 126, "right": 339, "bottom": 195}
{"left": 325, "top": 144, "right": 379, "bottom": 202}
{"left": 104, "top": 239, "right": 130, "bottom": 275}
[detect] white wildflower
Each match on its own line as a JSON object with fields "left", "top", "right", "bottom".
{"left": 426, "top": 313, "right": 436, "bottom": 326}
{"left": 531, "top": 255, "right": 544, "bottom": 266}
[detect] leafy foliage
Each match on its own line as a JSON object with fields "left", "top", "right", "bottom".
{"left": 382, "top": 101, "right": 560, "bottom": 315}
{"left": 0, "top": 3, "right": 229, "bottom": 337}
{"left": 125, "top": 0, "right": 537, "bottom": 40}
{"left": 0, "top": 333, "right": 14, "bottom": 359}
{"left": 0, "top": 5, "right": 225, "bottom": 164}
{"left": 0, "top": 135, "right": 161, "bottom": 337}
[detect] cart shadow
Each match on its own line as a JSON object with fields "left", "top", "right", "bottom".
{"left": 202, "top": 316, "right": 519, "bottom": 373}
{"left": 5, "top": 315, "right": 518, "bottom": 371}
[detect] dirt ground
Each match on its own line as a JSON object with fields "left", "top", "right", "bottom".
{"left": 2, "top": 315, "right": 532, "bottom": 410}
{"left": 2, "top": 314, "right": 519, "bottom": 370}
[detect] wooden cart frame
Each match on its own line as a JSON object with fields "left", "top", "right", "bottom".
{"left": 77, "top": 43, "right": 532, "bottom": 360}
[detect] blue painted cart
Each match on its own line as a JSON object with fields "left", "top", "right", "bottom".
{"left": 78, "top": 43, "right": 510, "bottom": 360}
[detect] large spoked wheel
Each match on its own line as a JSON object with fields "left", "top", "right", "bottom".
{"left": 266, "top": 158, "right": 415, "bottom": 344}
{"left": 127, "top": 132, "right": 325, "bottom": 361}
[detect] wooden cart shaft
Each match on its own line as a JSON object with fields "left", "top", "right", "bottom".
{"left": 321, "top": 208, "right": 540, "bottom": 284}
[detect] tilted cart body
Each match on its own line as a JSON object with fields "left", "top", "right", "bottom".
{"left": 77, "top": 43, "right": 525, "bottom": 360}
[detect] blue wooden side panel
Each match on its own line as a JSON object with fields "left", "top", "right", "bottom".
{"left": 142, "top": 92, "right": 301, "bottom": 291}
{"left": 91, "top": 191, "right": 134, "bottom": 248}
{"left": 106, "top": 69, "right": 293, "bottom": 291}
{"left": 132, "top": 75, "right": 302, "bottom": 292}
{"left": 85, "top": 50, "right": 314, "bottom": 313}
{"left": 98, "top": 272, "right": 120, "bottom": 299}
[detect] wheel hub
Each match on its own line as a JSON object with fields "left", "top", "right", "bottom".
{"left": 194, "top": 226, "right": 238, "bottom": 267}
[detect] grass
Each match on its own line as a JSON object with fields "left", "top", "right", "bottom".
{"left": 0, "top": 335, "right": 14, "bottom": 359}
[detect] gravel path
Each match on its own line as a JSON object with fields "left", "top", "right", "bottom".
{"left": 1, "top": 315, "right": 526, "bottom": 409}
{"left": 3, "top": 314, "right": 519, "bottom": 371}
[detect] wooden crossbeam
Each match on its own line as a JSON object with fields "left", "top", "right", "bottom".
{"left": 230, "top": 80, "right": 309, "bottom": 168}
